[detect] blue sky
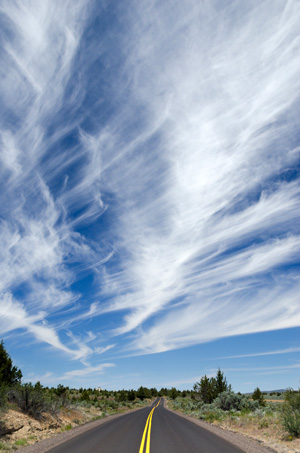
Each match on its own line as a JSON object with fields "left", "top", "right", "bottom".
{"left": 0, "top": 0, "right": 299, "bottom": 393}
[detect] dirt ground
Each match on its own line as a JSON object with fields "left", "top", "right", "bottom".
{"left": 0, "top": 405, "right": 105, "bottom": 451}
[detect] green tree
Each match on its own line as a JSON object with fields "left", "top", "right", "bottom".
{"left": 136, "top": 386, "right": 151, "bottom": 400}
{"left": 54, "top": 384, "right": 69, "bottom": 397}
{"left": 128, "top": 389, "right": 136, "bottom": 401}
{"left": 252, "top": 387, "right": 265, "bottom": 406}
{"left": 215, "top": 368, "right": 229, "bottom": 395}
{"left": 159, "top": 387, "right": 168, "bottom": 396}
{"left": 193, "top": 369, "right": 230, "bottom": 404}
{"left": 136, "top": 386, "right": 146, "bottom": 400}
{"left": 194, "top": 375, "right": 215, "bottom": 404}
{"left": 117, "top": 390, "right": 128, "bottom": 402}
{"left": 80, "top": 389, "right": 90, "bottom": 402}
{"left": 169, "top": 387, "right": 178, "bottom": 400}
{"left": 150, "top": 387, "right": 158, "bottom": 397}
{"left": 0, "top": 340, "right": 22, "bottom": 385}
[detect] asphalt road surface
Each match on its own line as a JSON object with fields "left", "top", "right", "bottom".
{"left": 47, "top": 398, "right": 244, "bottom": 453}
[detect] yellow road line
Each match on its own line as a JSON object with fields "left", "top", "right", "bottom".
{"left": 139, "top": 399, "right": 161, "bottom": 453}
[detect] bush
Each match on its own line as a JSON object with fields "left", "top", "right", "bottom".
{"left": 282, "top": 389, "right": 300, "bottom": 438}
{"left": 203, "top": 410, "right": 224, "bottom": 423}
{"left": 196, "top": 404, "right": 225, "bottom": 422}
{"left": 282, "top": 408, "right": 300, "bottom": 438}
{"left": 214, "top": 391, "right": 258, "bottom": 412}
{"left": 8, "top": 383, "right": 50, "bottom": 419}
{"left": 53, "top": 384, "right": 69, "bottom": 406}
{"left": 117, "top": 390, "right": 128, "bottom": 402}
{"left": 107, "top": 400, "right": 118, "bottom": 410}
{"left": 80, "top": 390, "right": 91, "bottom": 402}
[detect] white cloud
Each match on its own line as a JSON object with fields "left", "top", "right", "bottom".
{"left": 219, "top": 347, "right": 300, "bottom": 359}
{"left": 60, "top": 363, "right": 115, "bottom": 380}
{"left": 0, "top": 0, "right": 299, "bottom": 365}
{"left": 23, "top": 363, "right": 115, "bottom": 386}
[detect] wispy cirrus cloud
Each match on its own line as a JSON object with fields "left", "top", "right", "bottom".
{"left": 93, "top": 0, "right": 300, "bottom": 352}
{"left": 24, "top": 363, "right": 115, "bottom": 386}
{"left": 219, "top": 347, "right": 300, "bottom": 359}
{"left": 0, "top": 0, "right": 110, "bottom": 362}
{"left": 0, "top": 0, "right": 299, "bottom": 376}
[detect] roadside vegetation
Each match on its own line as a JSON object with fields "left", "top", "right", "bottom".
{"left": 168, "top": 369, "right": 300, "bottom": 451}
{"left": 1, "top": 341, "right": 300, "bottom": 451}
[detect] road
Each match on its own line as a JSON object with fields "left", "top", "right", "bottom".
{"left": 47, "top": 398, "right": 244, "bottom": 453}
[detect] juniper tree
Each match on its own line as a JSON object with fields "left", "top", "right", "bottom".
{"left": 193, "top": 369, "right": 230, "bottom": 404}
{"left": 252, "top": 387, "right": 265, "bottom": 406}
{"left": 0, "top": 340, "right": 22, "bottom": 385}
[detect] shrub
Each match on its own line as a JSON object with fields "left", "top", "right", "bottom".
{"left": 117, "top": 390, "right": 128, "bottom": 402}
{"left": 80, "top": 390, "right": 91, "bottom": 402}
{"left": 8, "top": 383, "right": 50, "bottom": 419}
{"left": 284, "top": 389, "right": 300, "bottom": 410}
{"left": 107, "top": 400, "right": 118, "bottom": 410}
{"left": 196, "top": 404, "right": 225, "bottom": 422}
{"left": 214, "top": 391, "right": 258, "bottom": 412}
{"left": 203, "top": 410, "right": 224, "bottom": 423}
{"left": 282, "top": 408, "right": 300, "bottom": 438}
{"left": 282, "top": 389, "right": 300, "bottom": 438}
{"left": 54, "top": 384, "right": 70, "bottom": 406}
{"left": 259, "top": 420, "right": 269, "bottom": 429}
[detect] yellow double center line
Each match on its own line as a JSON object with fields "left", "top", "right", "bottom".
{"left": 139, "top": 398, "right": 161, "bottom": 453}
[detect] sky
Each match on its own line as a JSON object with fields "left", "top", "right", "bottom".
{"left": 0, "top": 0, "right": 299, "bottom": 393}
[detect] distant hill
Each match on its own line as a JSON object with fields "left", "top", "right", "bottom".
{"left": 243, "top": 389, "right": 286, "bottom": 395}
{"left": 262, "top": 389, "right": 286, "bottom": 394}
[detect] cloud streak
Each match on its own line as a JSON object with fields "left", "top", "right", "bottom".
{"left": 219, "top": 347, "right": 300, "bottom": 359}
